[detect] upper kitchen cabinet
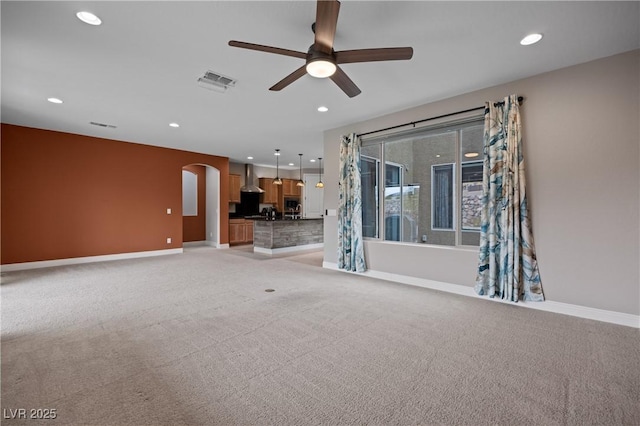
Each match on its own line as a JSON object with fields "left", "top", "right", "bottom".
{"left": 229, "top": 174, "right": 241, "bottom": 203}
{"left": 282, "top": 179, "right": 301, "bottom": 197}
{"left": 259, "top": 178, "right": 278, "bottom": 204}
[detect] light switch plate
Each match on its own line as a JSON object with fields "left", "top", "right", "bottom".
{"left": 166, "top": 208, "right": 172, "bottom": 214}
{"left": 166, "top": 237, "right": 172, "bottom": 244}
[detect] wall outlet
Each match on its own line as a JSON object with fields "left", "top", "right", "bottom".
{"left": 421, "top": 235, "right": 427, "bottom": 242}
{"left": 166, "top": 237, "right": 172, "bottom": 244}
{"left": 166, "top": 208, "right": 172, "bottom": 214}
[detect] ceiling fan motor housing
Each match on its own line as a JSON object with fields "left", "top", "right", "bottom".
{"left": 307, "top": 47, "right": 334, "bottom": 64}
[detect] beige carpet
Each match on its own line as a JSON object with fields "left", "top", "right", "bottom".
{"left": 1, "top": 247, "right": 638, "bottom": 425}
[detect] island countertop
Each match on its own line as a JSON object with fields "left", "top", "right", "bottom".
{"left": 253, "top": 218, "right": 323, "bottom": 254}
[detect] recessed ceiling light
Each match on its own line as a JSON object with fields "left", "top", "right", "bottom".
{"left": 286, "top": 163, "right": 293, "bottom": 166}
{"left": 169, "top": 122, "right": 180, "bottom": 128}
{"left": 520, "top": 33, "right": 542, "bottom": 46}
{"left": 76, "top": 11, "right": 102, "bottom": 26}
{"left": 436, "top": 154, "right": 441, "bottom": 158}
{"left": 317, "top": 106, "right": 328, "bottom": 112}
{"left": 464, "top": 152, "right": 479, "bottom": 158}
{"left": 310, "top": 159, "right": 316, "bottom": 162}
{"left": 47, "top": 97, "right": 63, "bottom": 104}
{"left": 247, "top": 156, "right": 253, "bottom": 160}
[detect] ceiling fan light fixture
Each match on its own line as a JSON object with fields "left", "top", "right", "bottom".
{"left": 306, "top": 59, "right": 336, "bottom": 78}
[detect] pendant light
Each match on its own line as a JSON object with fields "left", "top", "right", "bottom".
{"left": 273, "top": 149, "right": 283, "bottom": 185}
{"left": 315, "top": 157, "right": 324, "bottom": 188}
{"left": 296, "top": 154, "right": 305, "bottom": 187}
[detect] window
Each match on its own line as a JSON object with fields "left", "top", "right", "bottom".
{"left": 182, "top": 170, "right": 198, "bottom": 216}
{"left": 361, "top": 154, "right": 379, "bottom": 238}
{"left": 361, "top": 118, "right": 483, "bottom": 247}
{"left": 432, "top": 164, "right": 454, "bottom": 230}
{"left": 461, "top": 162, "right": 483, "bottom": 231}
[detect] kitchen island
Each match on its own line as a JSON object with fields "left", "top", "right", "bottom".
{"left": 252, "top": 218, "right": 323, "bottom": 255}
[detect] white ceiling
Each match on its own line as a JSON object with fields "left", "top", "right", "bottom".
{"left": 2, "top": 1, "right": 638, "bottom": 169}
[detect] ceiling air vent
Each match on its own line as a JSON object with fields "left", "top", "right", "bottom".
{"left": 197, "top": 70, "right": 237, "bottom": 93}
{"left": 89, "top": 121, "right": 117, "bottom": 129}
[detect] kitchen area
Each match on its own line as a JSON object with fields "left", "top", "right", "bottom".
{"left": 228, "top": 162, "right": 324, "bottom": 254}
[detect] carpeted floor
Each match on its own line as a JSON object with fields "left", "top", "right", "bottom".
{"left": 1, "top": 246, "right": 639, "bottom": 425}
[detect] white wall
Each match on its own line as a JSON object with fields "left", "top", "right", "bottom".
{"left": 323, "top": 50, "right": 639, "bottom": 316}
{"left": 206, "top": 167, "right": 220, "bottom": 246}
{"left": 229, "top": 162, "right": 297, "bottom": 185}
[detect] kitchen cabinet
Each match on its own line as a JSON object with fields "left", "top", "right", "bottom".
{"left": 259, "top": 178, "right": 278, "bottom": 204}
{"left": 229, "top": 218, "right": 254, "bottom": 245}
{"left": 282, "top": 179, "right": 299, "bottom": 197}
{"left": 229, "top": 219, "right": 245, "bottom": 244}
{"left": 229, "top": 174, "right": 241, "bottom": 203}
{"left": 245, "top": 220, "right": 254, "bottom": 243}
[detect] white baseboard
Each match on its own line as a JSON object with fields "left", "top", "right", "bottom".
{"left": 183, "top": 241, "right": 207, "bottom": 247}
{"left": 254, "top": 243, "right": 324, "bottom": 256}
{"left": 323, "top": 262, "right": 639, "bottom": 329}
{"left": 1, "top": 248, "right": 184, "bottom": 272}
{"left": 185, "top": 241, "right": 228, "bottom": 249}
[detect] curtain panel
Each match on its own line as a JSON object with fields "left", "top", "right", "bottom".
{"left": 475, "top": 95, "right": 544, "bottom": 302}
{"left": 337, "top": 133, "right": 367, "bottom": 272}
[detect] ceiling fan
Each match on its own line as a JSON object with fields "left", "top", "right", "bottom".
{"left": 228, "top": 0, "right": 413, "bottom": 98}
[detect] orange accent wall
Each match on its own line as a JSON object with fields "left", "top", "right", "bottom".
{"left": 1, "top": 124, "right": 229, "bottom": 264}
{"left": 182, "top": 165, "right": 206, "bottom": 242}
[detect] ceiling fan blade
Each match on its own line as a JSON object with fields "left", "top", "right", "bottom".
{"left": 330, "top": 66, "right": 361, "bottom": 98}
{"left": 314, "top": 0, "right": 340, "bottom": 53}
{"left": 269, "top": 65, "right": 308, "bottom": 91}
{"left": 229, "top": 40, "right": 306, "bottom": 60}
{"left": 335, "top": 47, "right": 414, "bottom": 64}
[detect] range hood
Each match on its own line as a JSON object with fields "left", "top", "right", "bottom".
{"left": 240, "top": 164, "right": 264, "bottom": 193}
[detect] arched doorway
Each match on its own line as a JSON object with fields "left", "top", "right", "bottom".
{"left": 181, "top": 164, "right": 223, "bottom": 248}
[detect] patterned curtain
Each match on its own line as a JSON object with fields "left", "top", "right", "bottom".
{"left": 338, "top": 133, "right": 367, "bottom": 272}
{"left": 475, "top": 95, "right": 544, "bottom": 302}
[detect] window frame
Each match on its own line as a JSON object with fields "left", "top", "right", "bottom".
{"left": 431, "top": 162, "right": 456, "bottom": 232}
{"left": 383, "top": 160, "right": 405, "bottom": 242}
{"left": 361, "top": 154, "right": 380, "bottom": 239}
{"left": 360, "top": 115, "right": 484, "bottom": 248}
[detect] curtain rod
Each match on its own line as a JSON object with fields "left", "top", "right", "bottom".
{"left": 357, "top": 96, "right": 524, "bottom": 138}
